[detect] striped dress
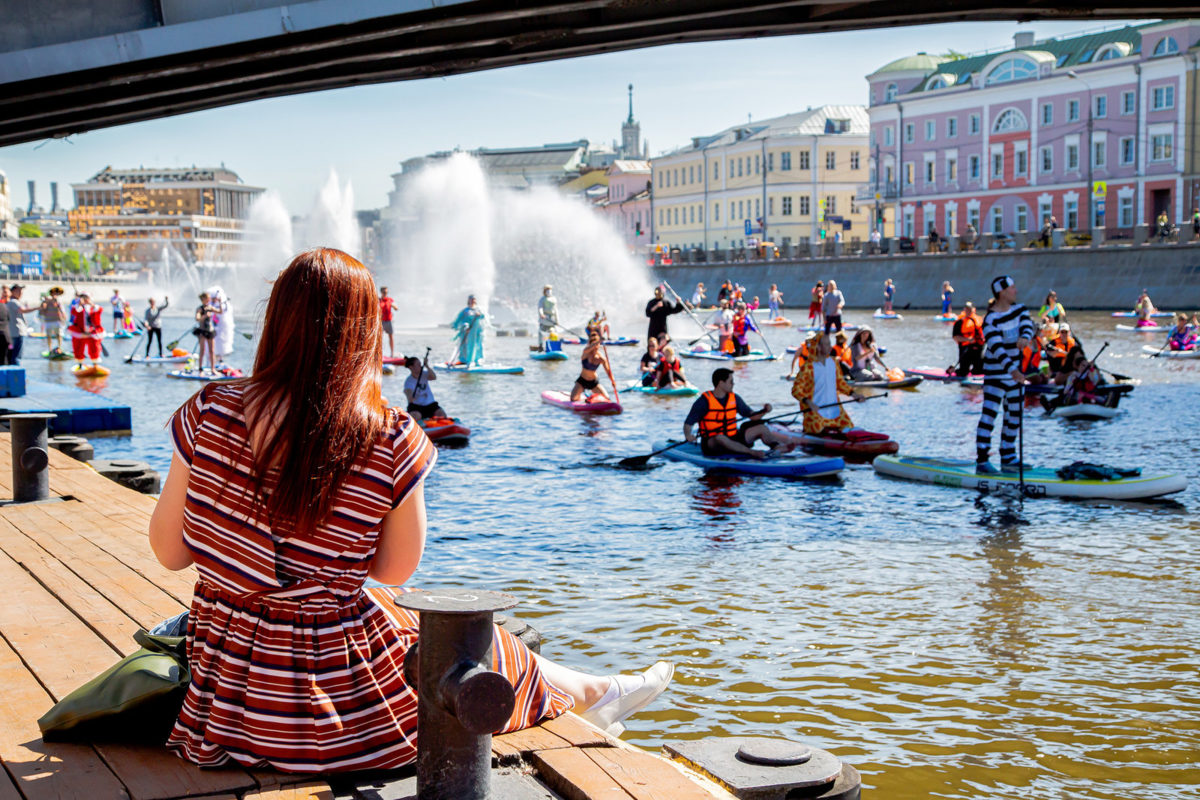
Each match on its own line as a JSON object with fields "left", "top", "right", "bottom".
{"left": 166, "top": 383, "right": 572, "bottom": 773}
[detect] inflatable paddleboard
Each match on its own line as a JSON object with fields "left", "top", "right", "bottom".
{"left": 767, "top": 425, "right": 899, "bottom": 460}
{"left": 559, "top": 337, "right": 640, "bottom": 347}
{"left": 1049, "top": 403, "right": 1120, "bottom": 420}
{"left": 680, "top": 348, "right": 778, "bottom": 363}
{"left": 419, "top": 417, "right": 471, "bottom": 444}
{"left": 1112, "top": 311, "right": 1172, "bottom": 318}
{"left": 41, "top": 349, "right": 72, "bottom": 361}
{"left": 442, "top": 362, "right": 525, "bottom": 374}
{"left": 848, "top": 376, "right": 923, "bottom": 390}
{"left": 128, "top": 354, "right": 190, "bottom": 364}
{"left": 540, "top": 390, "right": 621, "bottom": 414}
{"left": 873, "top": 309, "right": 903, "bottom": 320}
{"left": 902, "top": 367, "right": 981, "bottom": 383}
{"left": 109, "top": 330, "right": 137, "bottom": 339}
{"left": 71, "top": 364, "right": 110, "bottom": 377}
{"left": 933, "top": 314, "right": 956, "bottom": 323}
{"left": 1116, "top": 324, "right": 1161, "bottom": 332}
{"left": 760, "top": 317, "right": 793, "bottom": 327}
{"left": 873, "top": 456, "right": 1187, "bottom": 500}
{"left": 167, "top": 369, "right": 242, "bottom": 382}
{"left": 654, "top": 440, "right": 844, "bottom": 478}
{"left": 796, "top": 324, "right": 860, "bottom": 332}
{"left": 529, "top": 350, "right": 570, "bottom": 361}
{"left": 1141, "top": 345, "right": 1200, "bottom": 359}
{"left": 620, "top": 381, "right": 700, "bottom": 397}
{"left": 382, "top": 356, "right": 406, "bottom": 365}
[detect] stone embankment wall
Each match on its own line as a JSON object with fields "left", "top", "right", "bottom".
{"left": 652, "top": 244, "right": 1200, "bottom": 310}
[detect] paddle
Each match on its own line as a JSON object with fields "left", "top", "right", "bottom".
{"left": 746, "top": 307, "right": 775, "bottom": 360}
{"left": 618, "top": 394, "right": 885, "bottom": 468}
{"left": 1018, "top": 382, "right": 1026, "bottom": 497}
{"left": 124, "top": 322, "right": 148, "bottom": 363}
{"left": 1046, "top": 341, "right": 1111, "bottom": 415}
{"left": 662, "top": 280, "right": 718, "bottom": 347}
{"left": 599, "top": 341, "right": 621, "bottom": 409}
{"left": 552, "top": 321, "right": 588, "bottom": 340}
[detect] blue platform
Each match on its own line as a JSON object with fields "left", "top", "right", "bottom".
{"left": 0, "top": 378, "right": 132, "bottom": 434}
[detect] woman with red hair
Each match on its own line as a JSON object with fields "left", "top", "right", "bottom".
{"left": 149, "top": 249, "right": 671, "bottom": 772}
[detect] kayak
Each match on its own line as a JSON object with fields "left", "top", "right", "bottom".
{"left": 1049, "top": 403, "right": 1120, "bottom": 420}
{"left": 128, "top": 354, "right": 190, "bottom": 364}
{"left": 760, "top": 317, "right": 793, "bottom": 327}
{"left": 873, "top": 309, "right": 903, "bottom": 320}
{"left": 873, "top": 455, "right": 1187, "bottom": 500}
{"left": 903, "top": 367, "right": 982, "bottom": 383}
{"left": 933, "top": 314, "right": 956, "bottom": 323}
{"left": 1116, "top": 324, "right": 1161, "bottom": 332}
{"left": 1141, "top": 345, "right": 1200, "bottom": 359}
{"left": 540, "top": 390, "right": 621, "bottom": 414}
{"left": 560, "top": 337, "right": 640, "bottom": 347}
{"left": 680, "top": 348, "right": 779, "bottom": 363}
{"left": 420, "top": 417, "right": 471, "bottom": 444}
{"left": 442, "top": 362, "right": 525, "bottom": 374}
{"left": 654, "top": 440, "right": 844, "bottom": 478}
{"left": 848, "top": 375, "right": 923, "bottom": 390}
{"left": 768, "top": 424, "right": 899, "bottom": 460}
{"left": 72, "top": 364, "right": 110, "bottom": 378}
{"left": 620, "top": 380, "right": 700, "bottom": 397}
{"left": 42, "top": 350, "right": 72, "bottom": 361}
{"left": 1112, "top": 311, "right": 1172, "bottom": 318}
{"left": 167, "top": 369, "right": 243, "bottom": 382}
{"left": 529, "top": 350, "right": 570, "bottom": 361}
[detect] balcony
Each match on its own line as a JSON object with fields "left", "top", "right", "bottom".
{"left": 855, "top": 181, "right": 900, "bottom": 202}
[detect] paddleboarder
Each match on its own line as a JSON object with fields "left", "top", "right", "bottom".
{"left": 570, "top": 330, "right": 612, "bottom": 403}
{"left": 791, "top": 333, "right": 856, "bottom": 435}
{"left": 883, "top": 279, "right": 895, "bottom": 314}
{"left": 639, "top": 338, "right": 661, "bottom": 386}
{"left": 768, "top": 284, "right": 784, "bottom": 319}
{"left": 143, "top": 296, "right": 170, "bottom": 358}
{"left": 941, "top": 281, "right": 955, "bottom": 316}
{"left": 586, "top": 311, "right": 610, "bottom": 341}
{"left": 1135, "top": 289, "right": 1157, "bottom": 324}
{"left": 730, "top": 302, "right": 758, "bottom": 357}
{"left": 807, "top": 281, "right": 825, "bottom": 329}
{"left": 683, "top": 368, "right": 791, "bottom": 459}
{"left": 691, "top": 282, "right": 706, "bottom": 307}
{"left": 109, "top": 288, "right": 124, "bottom": 328}
{"left": 194, "top": 292, "right": 219, "bottom": 373}
{"left": 645, "top": 285, "right": 684, "bottom": 342}
{"left": 951, "top": 302, "right": 985, "bottom": 376}
{"left": 39, "top": 286, "right": 66, "bottom": 354}
{"left": 537, "top": 285, "right": 558, "bottom": 351}
{"left": 450, "top": 294, "right": 486, "bottom": 367}
{"left": 654, "top": 345, "right": 687, "bottom": 390}
{"left": 822, "top": 280, "right": 845, "bottom": 334}
{"left": 403, "top": 355, "right": 445, "bottom": 422}
{"left": 379, "top": 287, "right": 396, "bottom": 357}
{"left": 975, "top": 275, "right": 1034, "bottom": 474}
{"left": 848, "top": 328, "right": 885, "bottom": 381}
{"left": 68, "top": 290, "right": 105, "bottom": 370}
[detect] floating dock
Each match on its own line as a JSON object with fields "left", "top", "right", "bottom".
{"left": 0, "top": 371, "right": 131, "bottom": 435}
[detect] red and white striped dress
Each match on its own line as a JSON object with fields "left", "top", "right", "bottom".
{"left": 166, "top": 383, "right": 572, "bottom": 772}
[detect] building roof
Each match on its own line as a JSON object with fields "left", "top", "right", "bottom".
{"left": 610, "top": 160, "right": 650, "bottom": 173}
{"left": 661, "top": 105, "right": 868, "bottom": 157}
{"left": 871, "top": 53, "right": 949, "bottom": 76}
{"left": 82, "top": 165, "right": 247, "bottom": 184}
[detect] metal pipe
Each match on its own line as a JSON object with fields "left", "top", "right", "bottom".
{"left": 396, "top": 588, "right": 518, "bottom": 800}
{"left": 3, "top": 413, "right": 58, "bottom": 503}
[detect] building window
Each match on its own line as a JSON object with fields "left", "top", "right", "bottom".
{"left": 969, "top": 154, "right": 980, "bottom": 180}
{"left": 885, "top": 82, "right": 898, "bottom": 101}
{"left": 1068, "top": 99, "right": 1080, "bottom": 122}
{"left": 798, "top": 150, "right": 810, "bottom": 170}
{"left": 1152, "top": 133, "right": 1173, "bottom": 161}
{"left": 1152, "top": 85, "right": 1175, "bottom": 110}
{"left": 986, "top": 57, "right": 1038, "bottom": 84}
{"left": 1095, "top": 95, "right": 1107, "bottom": 118}
{"left": 1015, "top": 148, "right": 1028, "bottom": 177}
{"left": 968, "top": 207, "right": 980, "bottom": 230}
{"left": 1154, "top": 36, "right": 1179, "bottom": 56}
{"left": 714, "top": 203, "right": 719, "bottom": 221}
{"left": 1016, "top": 205, "right": 1028, "bottom": 232}
{"left": 850, "top": 151, "right": 860, "bottom": 169}
{"left": 781, "top": 152, "right": 792, "bottom": 170}
{"left": 825, "top": 196, "right": 837, "bottom": 214}
{"left": 755, "top": 155, "right": 761, "bottom": 175}
{"left": 1065, "top": 199, "right": 1078, "bottom": 229}
{"left": 925, "top": 160, "right": 935, "bottom": 183}
{"left": 1122, "top": 91, "right": 1136, "bottom": 115}
{"left": 782, "top": 196, "right": 792, "bottom": 215}
{"left": 1040, "top": 146, "right": 1053, "bottom": 172}
{"left": 904, "top": 163, "right": 914, "bottom": 186}
{"left": 799, "top": 196, "right": 810, "bottom": 215}
{"left": 826, "top": 151, "right": 836, "bottom": 170}
{"left": 969, "top": 114, "right": 981, "bottom": 135}
{"left": 947, "top": 158, "right": 957, "bottom": 181}
{"left": 754, "top": 199, "right": 760, "bottom": 217}
{"left": 1042, "top": 103, "right": 1053, "bottom": 125}
{"left": 1119, "top": 195, "right": 1134, "bottom": 226}
{"left": 904, "top": 123, "right": 914, "bottom": 144}
{"left": 1093, "top": 140, "right": 1106, "bottom": 168}
{"left": 768, "top": 197, "right": 774, "bottom": 215}
{"left": 713, "top": 161, "right": 719, "bottom": 181}
{"left": 768, "top": 153, "right": 774, "bottom": 171}
{"left": 992, "top": 152, "right": 1004, "bottom": 180}
{"left": 991, "top": 207, "right": 1004, "bottom": 233}
{"left": 903, "top": 209, "right": 914, "bottom": 238}
{"left": 946, "top": 117, "right": 958, "bottom": 138}
{"left": 925, "top": 120, "right": 935, "bottom": 141}
{"left": 1039, "top": 202, "right": 1052, "bottom": 225}
{"left": 1067, "top": 143, "right": 1079, "bottom": 170}
{"left": 1120, "top": 137, "right": 1135, "bottom": 165}
{"left": 883, "top": 127, "right": 894, "bottom": 146}
{"left": 992, "top": 108, "right": 1028, "bottom": 132}
{"left": 737, "top": 159, "right": 743, "bottom": 177}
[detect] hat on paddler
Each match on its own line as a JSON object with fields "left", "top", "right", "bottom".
{"left": 991, "top": 275, "right": 1014, "bottom": 296}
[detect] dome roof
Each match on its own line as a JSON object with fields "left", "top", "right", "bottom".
{"left": 872, "top": 53, "right": 948, "bottom": 76}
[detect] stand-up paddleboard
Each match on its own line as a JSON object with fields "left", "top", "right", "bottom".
{"left": 109, "top": 330, "right": 137, "bottom": 339}
{"left": 1116, "top": 324, "right": 1161, "bottom": 332}
{"left": 1112, "top": 311, "right": 1172, "bottom": 318}
{"left": 873, "top": 309, "right": 903, "bottom": 320}
{"left": 653, "top": 440, "right": 844, "bottom": 478}
{"left": 128, "top": 354, "right": 190, "bottom": 364}
{"left": 767, "top": 424, "right": 899, "bottom": 460}
{"left": 529, "top": 350, "right": 570, "bottom": 361}
{"left": 540, "top": 390, "right": 621, "bottom": 414}
{"left": 72, "top": 364, "right": 110, "bottom": 378}
{"left": 680, "top": 348, "right": 779, "bottom": 363}
{"left": 1142, "top": 345, "right": 1200, "bottom": 359}
{"left": 933, "top": 314, "right": 956, "bottom": 322}
{"left": 442, "top": 362, "right": 525, "bottom": 374}
{"left": 42, "top": 349, "right": 72, "bottom": 361}
{"left": 902, "top": 367, "right": 981, "bottom": 383}
{"left": 796, "top": 324, "right": 860, "bottom": 332}
{"left": 559, "top": 337, "right": 640, "bottom": 347}
{"left": 620, "top": 380, "right": 700, "bottom": 397}
{"left": 1048, "top": 403, "right": 1120, "bottom": 420}
{"left": 760, "top": 317, "right": 793, "bottom": 327}
{"left": 419, "top": 417, "right": 471, "bottom": 444}
{"left": 382, "top": 356, "right": 406, "bottom": 365}
{"left": 848, "top": 375, "right": 923, "bottom": 390}
{"left": 873, "top": 455, "right": 1187, "bottom": 500}
{"left": 167, "top": 369, "right": 243, "bottom": 382}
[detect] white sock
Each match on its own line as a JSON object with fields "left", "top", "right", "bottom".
{"left": 593, "top": 677, "right": 619, "bottom": 709}
{"left": 612, "top": 671, "right": 649, "bottom": 698}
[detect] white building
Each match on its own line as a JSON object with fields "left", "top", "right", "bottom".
{"left": 0, "top": 168, "right": 17, "bottom": 240}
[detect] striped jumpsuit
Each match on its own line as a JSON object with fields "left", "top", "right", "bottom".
{"left": 975, "top": 303, "right": 1034, "bottom": 465}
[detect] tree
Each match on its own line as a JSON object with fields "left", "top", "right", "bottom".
{"left": 96, "top": 252, "right": 112, "bottom": 273}
{"left": 18, "top": 222, "right": 43, "bottom": 238}
{"left": 63, "top": 250, "right": 82, "bottom": 275}
{"left": 48, "top": 248, "right": 65, "bottom": 275}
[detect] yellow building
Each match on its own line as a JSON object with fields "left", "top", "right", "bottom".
{"left": 69, "top": 165, "right": 262, "bottom": 268}
{"left": 651, "top": 106, "right": 871, "bottom": 252}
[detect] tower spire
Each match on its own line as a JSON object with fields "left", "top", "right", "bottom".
{"left": 627, "top": 83, "right": 634, "bottom": 124}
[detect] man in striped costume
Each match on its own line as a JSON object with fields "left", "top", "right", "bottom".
{"left": 976, "top": 275, "right": 1033, "bottom": 474}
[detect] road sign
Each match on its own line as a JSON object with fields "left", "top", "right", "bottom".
{"left": 1093, "top": 180, "right": 1107, "bottom": 198}
{"left": 1097, "top": 200, "right": 1106, "bottom": 215}
{"left": 744, "top": 219, "right": 752, "bottom": 235}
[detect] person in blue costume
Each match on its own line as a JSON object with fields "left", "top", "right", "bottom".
{"left": 450, "top": 294, "right": 487, "bottom": 366}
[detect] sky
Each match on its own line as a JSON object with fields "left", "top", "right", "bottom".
{"left": 0, "top": 18, "right": 1144, "bottom": 215}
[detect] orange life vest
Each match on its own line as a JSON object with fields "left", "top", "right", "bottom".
{"left": 832, "top": 344, "right": 851, "bottom": 367}
{"left": 1021, "top": 337, "right": 1043, "bottom": 372}
{"left": 957, "top": 312, "right": 984, "bottom": 346}
{"left": 698, "top": 391, "right": 738, "bottom": 439}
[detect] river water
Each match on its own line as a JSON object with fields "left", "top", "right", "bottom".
{"left": 34, "top": 308, "right": 1199, "bottom": 799}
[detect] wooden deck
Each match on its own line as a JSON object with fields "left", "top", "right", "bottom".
{"left": 0, "top": 434, "right": 733, "bottom": 800}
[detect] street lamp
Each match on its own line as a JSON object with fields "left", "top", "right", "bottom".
{"left": 1067, "top": 70, "right": 1094, "bottom": 234}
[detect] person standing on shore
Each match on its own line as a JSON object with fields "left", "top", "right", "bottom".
{"left": 537, "top": 285, "right": 558, "bottom": 351}
{"left": 975, "top": 276, "right": 1033, "bottom": 474}
{"left": 822, "top": 280, "right": 845, "bottom": 334}
{"left": 68, "top": 291, "right": 105, "bottom": 369}
{"left": 143, "top": 296, "right": 170, "bottom": 358}
{"left": 645, "top": 285, "right": 684, "bottom": 343}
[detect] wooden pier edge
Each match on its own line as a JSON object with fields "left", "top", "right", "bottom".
{"left": 0, "top": 433, "right": 734, "bottom": 800}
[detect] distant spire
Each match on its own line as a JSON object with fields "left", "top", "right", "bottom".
{"left": 627, "top": 83, "right": 634, "bottom": 124}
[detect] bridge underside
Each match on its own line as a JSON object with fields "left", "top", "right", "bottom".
{"left": 1, "top": 0, "right": 1196, "bottom": 148}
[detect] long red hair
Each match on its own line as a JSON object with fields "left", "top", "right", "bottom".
{"left": 244, "top": 248, "right": 387, "bottom": 533}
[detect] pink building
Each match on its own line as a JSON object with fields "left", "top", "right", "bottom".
{"left": 596, "top": 160, "right": 651, "bottom": 250}
{"left": 864, "top": 21, "right": 1200, "bottom": 240}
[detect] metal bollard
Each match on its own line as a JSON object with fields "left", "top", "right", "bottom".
{"left": 665, "top": 737, "right": 863, "bottom": 799}
{"left": 3, "top": 413, "right": 58, "bottom": 503}
{"left": 395, "top": 589, "right": 519, "bottom": 800}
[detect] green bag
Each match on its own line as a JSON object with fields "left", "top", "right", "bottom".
{"left": 38, "top": 629, "right": 190, "bottom": 743}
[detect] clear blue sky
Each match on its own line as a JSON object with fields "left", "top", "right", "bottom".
{"left": 1, "top": 19, "right": 1142, "bottom": 214}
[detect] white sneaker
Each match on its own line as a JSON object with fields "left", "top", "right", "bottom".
{"left": 579, "top": 661, "right": 674, "bottom": 733}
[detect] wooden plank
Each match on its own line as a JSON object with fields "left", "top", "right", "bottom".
{"left": 543, "top": 713, "right": 622, "bottom": 748}
{"left": 585, "top": 747, "right": 725, "bottom": 800}
{"left": 0, "top": 635, "right": 130, "bottom": 800}
{"left": 492, "top": 723, "right": 575, "bottom": 758}
{"left": 0, "top": 763, "right": 26, "bottom": 800}
{"left": 532, "top": 748, "right": 635, "bottom": 800}
{"left": 241, "top": 782, "right": 335, "bottom": 800}
{"left": 93, "top": 743, "right": 257, "bottom": 800}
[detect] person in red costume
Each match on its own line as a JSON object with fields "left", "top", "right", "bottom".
{"left": 68, "top": 291, "right": 105, "bottom": 368}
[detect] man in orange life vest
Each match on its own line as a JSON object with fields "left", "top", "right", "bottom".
{"left": 683, "top": 368, "right": 791, "bottom": 459}
{"left": 951, "top": 301, "right": 984, "bottom": 376}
